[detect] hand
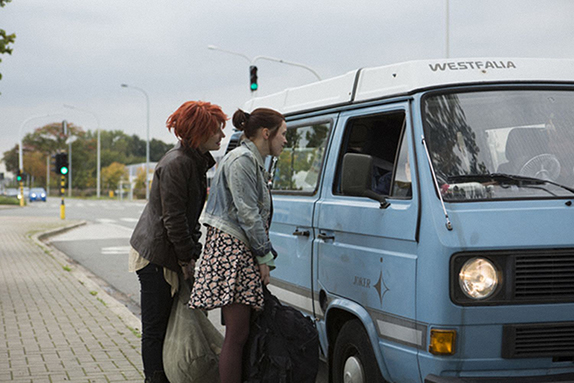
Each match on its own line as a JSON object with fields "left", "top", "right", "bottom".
{"left": 259, "top": 263, "right": 270, "bottom": 286}
{"left": 181, "top": 259, "right": 196, "bottom": 280}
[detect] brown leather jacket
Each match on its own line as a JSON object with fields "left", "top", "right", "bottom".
{"left": 130, "top": 142, "right": 215, "bottom": 272}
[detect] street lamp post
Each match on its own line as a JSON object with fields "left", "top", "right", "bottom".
{"left": 66, "top": 135, "right": 78, "bottom": 197}
{"left": 207, "top": 45, "right": 322, "bottom": 91}
{"left": 121, "top": 84, "right": 150, "bottom": 200}
{"left": 63, "top": 105, "right": 101, "bottom": 198}
{"left": 446, "top": 0, "right": 450, "bottom": 58}
{"left": 18, "top": 113, "right": 62, "bottom": 206}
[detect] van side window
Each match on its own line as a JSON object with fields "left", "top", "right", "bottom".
{"left": 335, "top": 111, "right": 410, "bottom": 198}
{"left": 272, "top": 122, "right": 330, "bottom": 193}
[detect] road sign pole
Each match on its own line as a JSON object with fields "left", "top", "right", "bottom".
{"left": 19, "top": 180, "right": 24, "bottom": 207}
{"left": 60, "top": 175, "right": 66, "bottom": 220}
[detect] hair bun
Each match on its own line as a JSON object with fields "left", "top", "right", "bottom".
{"left": 232, "top": 109, "right": 249, "bottom": 131}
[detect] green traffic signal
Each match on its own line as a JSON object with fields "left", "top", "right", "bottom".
{"left": 249, "top": 65, "right": 258, "bottom": 92}
{"left": 55, "top": 152, "right": 69, "bottom": 175}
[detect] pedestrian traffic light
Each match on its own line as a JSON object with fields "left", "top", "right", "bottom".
{"left": 55, "top": 153, "right": 69, "bottom": 175}
{"left": 249, "top": 65, "right": 258, "bottom": 92}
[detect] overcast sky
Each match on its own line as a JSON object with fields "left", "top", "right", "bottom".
{"left": 1, "top": 0, "right": 574, "bottom": 167}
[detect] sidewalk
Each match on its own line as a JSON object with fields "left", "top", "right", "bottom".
{"left": 0, "top": 216, "right": 143, "bottom": 382}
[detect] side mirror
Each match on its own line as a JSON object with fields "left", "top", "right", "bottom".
{"left": 341, "top": 153, "right": 390, "bottom": 209}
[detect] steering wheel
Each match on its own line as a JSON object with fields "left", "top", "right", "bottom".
{"left": 519, "top": 153, "right": 561, "bottom": 181}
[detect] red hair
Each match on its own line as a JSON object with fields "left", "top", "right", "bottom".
{"left": 166, "top": 101, "right": 228, "bottom": 148}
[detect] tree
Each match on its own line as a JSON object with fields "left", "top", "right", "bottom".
{"left": 0, "top": 0, "right": 16, "bottom": 85}
{"left": 101, "top": 162, "right": 128, "bottom": 192}
{"left": 150, "top": 138, "right": 173, "bottom": 162}
{"left": 133, "top": 166, "right": 151, "bottom": 199}
{"left": 2, "top": 122, "right": 85, "bottom": 188}
{"left": 1, "top": 121, "right": 173, "bottom": 194}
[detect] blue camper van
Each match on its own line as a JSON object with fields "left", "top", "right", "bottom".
{"left": 235, "top": 58, "right": 574, "bottom": 383}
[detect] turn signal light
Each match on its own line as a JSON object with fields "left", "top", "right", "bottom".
{"left": 429, "top": 329, "right": 456, "bottom": 355}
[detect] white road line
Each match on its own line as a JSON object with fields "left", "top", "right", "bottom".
{"left": 102, "top": 246, "right": 131, "bottom": 255}
{"left": 50, "top": 222, "right": 133, "bottom": 241}
{"left": 96, "top": 218, "right": 117, "bottom": 224}
{"left": 120, "top": 218, "right": 139, "bottom": 223}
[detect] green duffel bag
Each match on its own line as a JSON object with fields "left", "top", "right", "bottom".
{"left": 163, "top": 275, "right": 223, "bottom": 383}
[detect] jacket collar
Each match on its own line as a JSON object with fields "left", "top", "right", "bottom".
{"left": 242, "top": 138, "right": 266, "bottom": 170}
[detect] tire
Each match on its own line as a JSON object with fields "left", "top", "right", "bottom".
{"left": 332, "top": 319, "right": 386, "bottom": 383}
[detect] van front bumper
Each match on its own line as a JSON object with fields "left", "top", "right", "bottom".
{"left": 425, "top": 373, "right": 574, "bottom": 383}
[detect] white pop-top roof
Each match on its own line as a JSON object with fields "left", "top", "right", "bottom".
{"left": 243, "top": 58, "right": 574, "bottom": 115}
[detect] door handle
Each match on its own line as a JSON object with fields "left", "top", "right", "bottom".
{"left": 292, "top": 229, "right": 310, "bottom": 237}
{"left": 317, "top": 233, "right": 335, "bottom": 241}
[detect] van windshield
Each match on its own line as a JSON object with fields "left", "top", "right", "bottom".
{"left": 423, "top": 89, "right": 574, "bottom": 201}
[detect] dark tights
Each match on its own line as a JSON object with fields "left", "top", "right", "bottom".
{"left": 219, "top": 303, "right": 251, "bottom": 383}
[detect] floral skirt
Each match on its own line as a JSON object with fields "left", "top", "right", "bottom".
{"left": 189, "top": 226, "right": 264, "bottom": 311}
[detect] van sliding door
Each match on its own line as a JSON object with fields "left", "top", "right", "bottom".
{"left": 267, "top": 115, "right": 336, "bottom": 319}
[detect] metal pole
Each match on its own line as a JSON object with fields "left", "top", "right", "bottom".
{"left": 46, "top": 156, "right": 50, "bottom": 196}
{"left": 18, "top": 113, "right": 62, "bottom": 207}
{"left": 207, "top": 45, "right": 323, "bottom": 89}
{"left": 121, "top": 84, "right": 151, "bottom": 200}
{"left": 63, "top": 105, "right": 101, "bottom": 198}
{"left": 446, "top": 0, "right": 450, "bottom": 58}
{"left": 68, "top": 140, "right": 72, "bottom": 197}
{"left": 60, "top": 175, "right": 66, "bottom": 220}
{"left": 207, "top": 45, "right": 251, "bottom": 63}
{"left": 253, "top": 56, "right": 322, "bottom": 81}
{"left": 97, "top": 128, "right": 100, "bottom": 198}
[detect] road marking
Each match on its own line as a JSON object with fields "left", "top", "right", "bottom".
{"left": 120, "top": 218, "right": 139, "bottom": 223}
{"left": 50, "top": 222, "right": 133, "bottom": 241}
{"left": 102, "top": 246, "right": 131, "bottom": 255}
{"left": 96, "top": 218, "right": 117, "bottom": 224}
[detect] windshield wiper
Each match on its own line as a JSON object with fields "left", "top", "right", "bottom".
{"left": 447, "top": 173, "right": 574, "bottom": 195}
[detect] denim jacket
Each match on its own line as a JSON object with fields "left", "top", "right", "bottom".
{"left": 201, "top": 139, "right": 273, "bottom": 260}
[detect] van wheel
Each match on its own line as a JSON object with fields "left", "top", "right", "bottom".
{"left": 332, "top": 319, "right": 386, "bottom": 383}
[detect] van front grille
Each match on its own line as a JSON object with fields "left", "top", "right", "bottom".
{"left": 502, "top": 322, "right": 574, "bottom": 359}
{"left": 514, "top": 250, "right": 574, "bottom": 302}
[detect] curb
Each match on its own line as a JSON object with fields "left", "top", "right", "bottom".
{"left": 30, "top": 221, "right": 142, "bottom": 335}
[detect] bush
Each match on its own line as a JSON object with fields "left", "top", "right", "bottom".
{"left": 0, "top": 196, "right": 20, "bottom": 205}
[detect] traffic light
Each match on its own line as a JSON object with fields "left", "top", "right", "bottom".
{"left": 249, "top": 65, "right": 258, "bottom": 92}
{"left": 55, "top": 153, "right": 69, "bottom": 175}
{"left": 16, "top": 169, "right": 23, "bottom": 182}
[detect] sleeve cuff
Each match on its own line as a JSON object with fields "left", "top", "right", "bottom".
{"left": 256, "top": 251, "right": 276, "bottom": 270}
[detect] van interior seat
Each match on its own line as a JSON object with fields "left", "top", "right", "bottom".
{"left": 497, "top": 127, "right": 549, "bottom": 174}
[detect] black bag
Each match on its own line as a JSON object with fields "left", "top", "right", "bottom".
{"left": 243, "top": 286, "right": 319, "bottom": 383}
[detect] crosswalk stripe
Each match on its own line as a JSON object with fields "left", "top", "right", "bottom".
{"left": 120, "top": 218, "right": 139, "bottom": 223}
{"left": 102, "top": 246, "right": 131, "bottom": 255}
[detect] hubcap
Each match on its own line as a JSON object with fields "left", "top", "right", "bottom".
{"left": 343, "top": 355, "right": 364, "bottom": 383}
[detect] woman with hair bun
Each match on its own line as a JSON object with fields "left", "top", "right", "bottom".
{"left": 190, "top": 107, "right": 287, "bottom": 383}
{"left": 129, "top": 100, "right": 227, "bottom": 383}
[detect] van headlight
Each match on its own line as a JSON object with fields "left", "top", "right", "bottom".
{"left": 458, "top": 257, "right": 499, "bottom": 299}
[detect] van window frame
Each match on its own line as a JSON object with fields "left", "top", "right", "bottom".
{"left": 270, "top": 116, "right": 335, "bottom": 196}
{"left": 332, "top": 109, "right": 411, "bottom": 200}
{"left": 420, "top": 84, "right": 574, "bottom": 203}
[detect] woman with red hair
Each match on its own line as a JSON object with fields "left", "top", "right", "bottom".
{"left": 129, "top": 100, "right": 227, "bottom": 383}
